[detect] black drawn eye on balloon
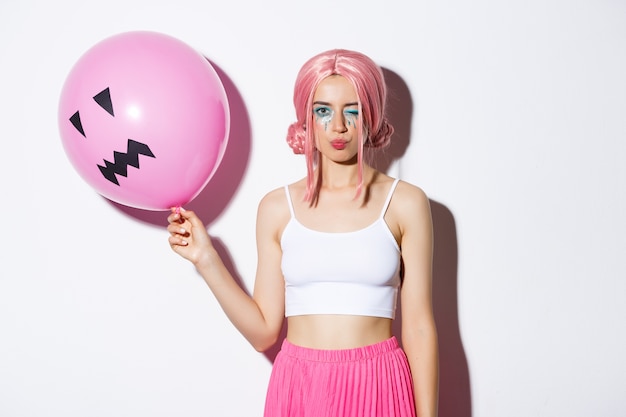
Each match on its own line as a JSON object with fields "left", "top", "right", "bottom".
{"left": 69, "top": 87, "right": 155, "bottom": 186}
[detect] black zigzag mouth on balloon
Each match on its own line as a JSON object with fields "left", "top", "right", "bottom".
{"left": 98, "top": 139, "right": 156, "bottom": 186}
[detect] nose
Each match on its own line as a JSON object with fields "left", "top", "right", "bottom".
{"left": 331, "top": 112, "right": 348, "bottom": 133}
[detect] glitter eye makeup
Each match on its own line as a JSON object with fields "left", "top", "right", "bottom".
{"left": 313, "top": 106, "right": 359, "bottom": 130}
{"left": 314, "top": 106, "right": 334, "bottom": 121}
{"left": 343, "top": 109, "right": 358, "bottom": 128}
{"left": 314, "top": 106, "right": 335, "bottom": 130}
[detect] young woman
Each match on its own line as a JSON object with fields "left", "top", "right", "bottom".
{"left": 167, "top": 49, "right": 438, "bottom": 417}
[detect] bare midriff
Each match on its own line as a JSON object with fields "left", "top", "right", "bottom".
{"left": 287, "top": 315, "right": 393, "bottom": 349}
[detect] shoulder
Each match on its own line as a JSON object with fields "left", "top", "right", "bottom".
{"left": 256, "top": 185, "right": 293, "bottom": 240}
{"left": 258, "top": 177, "right": 306, "bottom": 211}
{"left": 393, "top": 180, "right": 430, "bottom": 209}
{"left": 388, "top": 179, "right": 432, "bottom": 236}
{"left": 258, "top": 186, "right": 288, "bottom": 218}
{"left": 259, "top": 186, "right": 287, "bottom": 205}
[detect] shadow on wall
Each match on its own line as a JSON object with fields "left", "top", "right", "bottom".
{"left": 429, "top": 201, "right": 472, "bottom": 417}
{"left": 365, "top": 68, "right": 412, "bottom": 172}
{"left": 382, "top": 68, "right": 472, "bottom": 417}
{"left": 108, "top": 60, "right": 252, "bottom": 227}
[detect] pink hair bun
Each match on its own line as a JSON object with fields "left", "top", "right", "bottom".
{"left": 286, "top": 122, "right": 306, "bottom": 154}
{"left": 367, "top": 118, "right": 394, "bottom": 149}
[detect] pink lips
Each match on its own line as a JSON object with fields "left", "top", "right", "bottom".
{"left": 331, "top": 140, "right": 347, "bottom": 150}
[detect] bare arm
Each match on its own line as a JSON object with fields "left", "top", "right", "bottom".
{"left": 395, "top": 183, "right": 439, "bottom": 417}
{"left": 167, "top": 190, "right": 287, "bottom": 352}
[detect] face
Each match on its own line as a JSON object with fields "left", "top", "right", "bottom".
{"left": 312, "top": 75, "right": 360, "bottom": 163}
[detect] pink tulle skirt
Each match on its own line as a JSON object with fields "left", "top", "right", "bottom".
{"left": 264, "top": 336, "right": 416, "bottom": 417}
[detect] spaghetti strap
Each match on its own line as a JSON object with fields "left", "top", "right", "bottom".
{"left": 284, "top": 185, "right": 296, "bottom": 218}
{"left": 379, "top": 178, "right": 400, "bottom": 218}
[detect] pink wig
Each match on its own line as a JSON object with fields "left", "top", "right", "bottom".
{"left": 286, "top": 49, "right": 394, "bottom": 204}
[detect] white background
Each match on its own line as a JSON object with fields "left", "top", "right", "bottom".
{"left": 1, "top": 1, "right": 625, "bottom": 416}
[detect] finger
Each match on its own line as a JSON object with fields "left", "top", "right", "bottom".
{"left": 168, "top": 206, "right": 191, "bottom": 223}
{"left": 167, "top": 223, "right": 188, "bottom": 236}
{"left": 168, "top": 235, "right": 188, "bottom": 247}
{"left": 167, "top": 212, "right": 181, "bottom": 224}
{"left": 178, "top": 209, "right": 205, "bottom": 229}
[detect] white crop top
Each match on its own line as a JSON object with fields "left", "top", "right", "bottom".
{"left": 281, "top": 179, "right": 401, "bottom": 318}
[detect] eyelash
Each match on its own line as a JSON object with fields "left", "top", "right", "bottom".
{"left": 313, "top": 107, "right": 359, "bottom": 118}
{"left": 314, "top": 106, "right": 332, "bottom": 117}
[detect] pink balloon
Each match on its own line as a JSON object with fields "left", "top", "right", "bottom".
{"left": 58, "top": 31, "right": 229, "bottom": 211}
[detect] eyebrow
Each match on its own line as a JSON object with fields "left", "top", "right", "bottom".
{"left": 313, "top": 101, "right": 359, "bottom": 107}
